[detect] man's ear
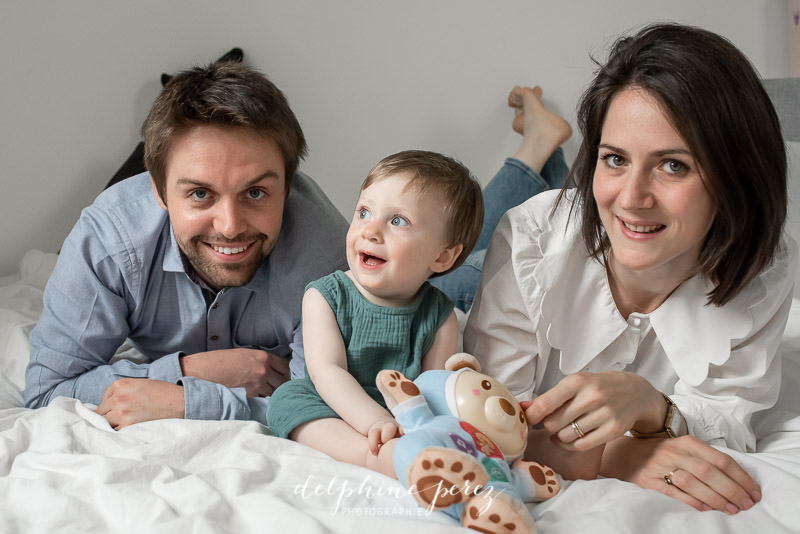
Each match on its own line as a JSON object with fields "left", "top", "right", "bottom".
{"left": 151, "top": 178, "right": 167, "bottom": 210}
{"left": 429, "top": 243, "right": 463, "bottom": 274}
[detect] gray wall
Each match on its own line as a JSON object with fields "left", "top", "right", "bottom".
{"left": 0, "top": 1, "right": 794, "bottom": 277}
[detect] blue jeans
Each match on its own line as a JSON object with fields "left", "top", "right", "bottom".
{"left": 429, "top": 148, "right": 569, "bottom": 312}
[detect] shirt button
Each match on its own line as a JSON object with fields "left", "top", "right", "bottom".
{"left": 631, "top": 317, "right": 641, "bottom": 327}
{"left": 210, "top": 335, "right": 219, "bottom": 341}
{"left": 211, "top": 304, "right": 219, "bottom": 310}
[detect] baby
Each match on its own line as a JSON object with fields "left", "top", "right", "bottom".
{"left": 267, "top": 150, "right": 483, "bottom": 477}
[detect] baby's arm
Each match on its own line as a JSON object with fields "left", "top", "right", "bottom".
{"left": 303, "top": 288, "right": 397, "bottom": 440}
{"left": 421, "top": 311, "right": 460, "bottom": 371}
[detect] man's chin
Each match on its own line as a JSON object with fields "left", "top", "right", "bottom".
{"left": 189, "top": 255, "right": 265, "bottom": 290}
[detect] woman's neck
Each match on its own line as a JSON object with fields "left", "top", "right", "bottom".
{"left": 606, "top": 253, "right": 697, "bottom": 319}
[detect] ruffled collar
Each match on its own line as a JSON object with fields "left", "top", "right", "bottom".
{"left": 514, "top": 192, "right": 765, "bottom": 387}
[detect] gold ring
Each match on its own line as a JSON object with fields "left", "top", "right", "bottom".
{"left": 664, "top": 471, "right": 675, "bottom": 486}
{"left": 571, "top": 420, "right": 586, "bottom": 439}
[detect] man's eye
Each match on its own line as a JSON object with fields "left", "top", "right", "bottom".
{"left": 390, "top": 216, "right": 408, "bottom": 227}
{"left": 248, "top": 189, "right": 265, "bottom": 200}
{"left": 191, "top": 190, "right": 208, "bottom": 200}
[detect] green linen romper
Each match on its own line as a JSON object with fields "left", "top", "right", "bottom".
{"left": 267, "top": 270, "right": 454, "bottom": 438}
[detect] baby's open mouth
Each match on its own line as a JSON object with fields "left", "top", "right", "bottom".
{"left": 359, "top": 252, "right": 386, "bottom": 266}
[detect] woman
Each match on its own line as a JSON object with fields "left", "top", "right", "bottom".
{"left": 464, "top": 23, "right": 796, "bottom": 515}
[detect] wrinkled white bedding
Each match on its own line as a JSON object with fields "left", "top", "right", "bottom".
{"left": 1, "top": 250, "right": 799, "bottom": 533}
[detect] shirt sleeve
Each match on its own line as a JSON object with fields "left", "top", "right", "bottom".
{"left": 463, "top": 213, "right": 542, "bottom": 400}
{"left": 24, "top": 217, "right": 183, "bottom": 408}
{"left": 673, "top": 239, "right": 798, "bottom": 452}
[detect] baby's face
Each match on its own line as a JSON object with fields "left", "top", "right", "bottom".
{"left": 345, "top": 172, "right": 456, "bottom": 307}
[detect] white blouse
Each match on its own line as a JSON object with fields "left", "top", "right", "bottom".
{"left": 463, "top": 190, "right": 797, "bottom": 452}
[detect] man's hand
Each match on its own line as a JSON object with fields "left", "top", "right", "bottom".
{"left": 96, "top": 378, "right": 185, "bottom": 430}
{"left": 179, "top": 348, "right": 290, "bottom": 397}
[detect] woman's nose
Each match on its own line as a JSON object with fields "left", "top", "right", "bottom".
{"left": 618, "top": 167, "right": 655, "bottom": 209}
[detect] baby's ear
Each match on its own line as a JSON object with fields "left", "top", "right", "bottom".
{"left": 445, "top": 353, "right": 481, "bottom": 372}
{"left": 429, "top": 243, "right": 463, "bottom": 274}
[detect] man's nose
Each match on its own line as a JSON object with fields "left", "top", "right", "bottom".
{"left": 213, "top": 198, "right": 247, "bottom": 238}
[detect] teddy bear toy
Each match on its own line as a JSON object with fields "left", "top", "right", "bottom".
{"left": 376, "top": 353, "right": 560, "bottom": 534}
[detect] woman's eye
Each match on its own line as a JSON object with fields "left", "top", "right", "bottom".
{"left": 601, "top": 154, "right": 625, "bottom": 169}
{"left": 248, "top": 189, "right": 265, "bottom": 200}
{"left": 664, "top": 160, "right": 688, "bottom": 175}
{"left": 390, "top": 216, "right": 408, "bottom": 227}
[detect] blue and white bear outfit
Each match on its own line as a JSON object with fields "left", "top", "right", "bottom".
{"left": 377, "top": 354, "right": 560, "bottom": 534}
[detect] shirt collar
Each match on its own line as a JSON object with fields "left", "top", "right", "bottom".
{"left": 650, "top": 272, "right": 757, "bottom": 386}
{"left": 529, "top": 201, "right": 760, "bottom": 386}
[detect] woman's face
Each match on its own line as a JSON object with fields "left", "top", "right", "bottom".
{"left": 592, "top": 88, "right": 716, "bottom": 280}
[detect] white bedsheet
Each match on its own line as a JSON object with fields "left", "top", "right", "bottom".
{"left": 1, "top": 250, "right": 799, "bottom": 533}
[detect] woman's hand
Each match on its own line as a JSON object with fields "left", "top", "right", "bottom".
{"left": 524, "top": 371, "right": 666, "bottom": 451}
{"left": 602, "top": 435, "right": 761, "bottom": 513}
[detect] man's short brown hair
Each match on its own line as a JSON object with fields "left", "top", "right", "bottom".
{"left": 142, "top": 61, "right": 306, "bottom": 200}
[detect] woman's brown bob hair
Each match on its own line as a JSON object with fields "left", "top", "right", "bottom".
{"left": 562, "top": 23, "right": 787, "bottom": 305}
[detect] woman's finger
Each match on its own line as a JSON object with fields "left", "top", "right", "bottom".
{"left": 679, "top": 451, "right": 757, "bottom": 512}
{"left": 664, "top": 466, "right": 739, "bottom": 514}
{"left": 660, "top": 473, "right": 709, "bottom": 511}
{"left": 525, "top": 380, "right": 580, "bottom": 425}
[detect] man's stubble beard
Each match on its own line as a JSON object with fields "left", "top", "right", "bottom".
{"left": 179, "top": 233, "right": 273, "bottom": 290}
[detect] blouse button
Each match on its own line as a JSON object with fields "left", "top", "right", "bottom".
{"left": 631, "top": 317, "right": 641, "bottom": 327}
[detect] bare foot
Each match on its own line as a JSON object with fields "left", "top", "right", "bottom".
{"left": 507, "top": 85, "right": 572, "bottom": 174}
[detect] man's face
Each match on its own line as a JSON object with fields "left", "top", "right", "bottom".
{"left": 153, "top": 124, "right": 287, "bottom": 290}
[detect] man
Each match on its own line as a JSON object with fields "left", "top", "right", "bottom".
{"left": 24, "top": 61, "right": 348, "bottom": 429}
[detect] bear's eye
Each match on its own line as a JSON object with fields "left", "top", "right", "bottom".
{"left": 481, "top": 380, "right": 491, "bottom": 390}
{"left": 519, "top": 410, "right": 525, "bottom": 423}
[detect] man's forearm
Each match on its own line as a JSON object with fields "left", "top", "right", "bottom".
{"left": 25, "top": 348, "right": 183, "bottom": 408}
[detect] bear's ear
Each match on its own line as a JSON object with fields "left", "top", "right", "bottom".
{"left": 445, "top": 353, "right": 481, "bottom": 373}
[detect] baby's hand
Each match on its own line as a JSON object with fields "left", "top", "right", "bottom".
{"left": 367, "top": 418, "right": 402, "bottom": 456}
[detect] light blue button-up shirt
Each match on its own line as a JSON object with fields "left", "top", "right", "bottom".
{"left": 24, "top": 171, "right": 348, "bottom": 424}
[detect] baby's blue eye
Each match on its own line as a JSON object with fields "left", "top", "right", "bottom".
{"left": 391, "top": 216, "right": 408, "bottom": 227}
{"left": 358, "top": 208, "right": 370, "bottom": 220}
